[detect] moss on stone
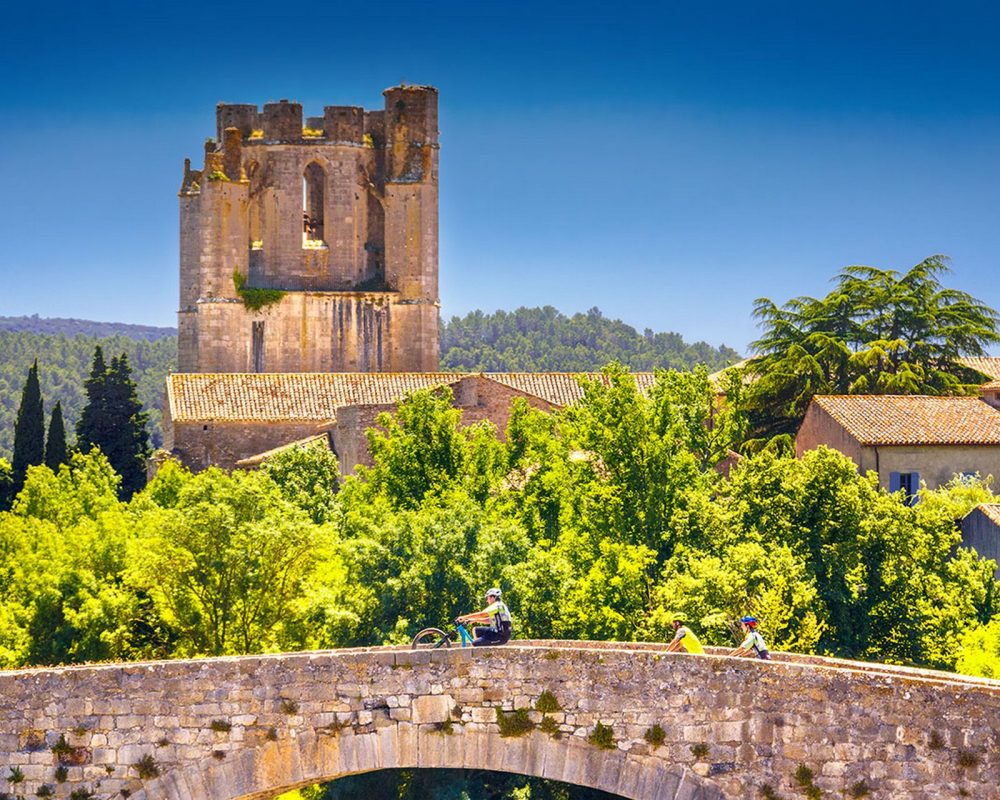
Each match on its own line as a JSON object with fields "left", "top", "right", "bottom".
{"left": 234, "top": 271, "right": 286, "bottom": 311}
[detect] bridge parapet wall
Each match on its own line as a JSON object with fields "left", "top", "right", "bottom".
{"left": 0, "top": 643, "right": 997, "bottom": 800}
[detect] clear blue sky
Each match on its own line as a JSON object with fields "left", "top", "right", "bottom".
{"left": 2, "top": 0, "right": 999, "bottom": 354}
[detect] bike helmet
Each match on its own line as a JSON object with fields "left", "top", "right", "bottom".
{"left": 740, "top": 616, "right": 758, "bottom": 627}
{"left": 485, "top": 587, "right": 502, "bottom": 599}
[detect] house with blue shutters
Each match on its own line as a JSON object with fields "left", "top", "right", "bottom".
{"left": 795, "top": 387, "right": 1000, "bottom": 502}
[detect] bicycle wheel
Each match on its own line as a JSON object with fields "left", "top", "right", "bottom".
{"left": 411, "top": 627, "right": 451, "bottom": 649}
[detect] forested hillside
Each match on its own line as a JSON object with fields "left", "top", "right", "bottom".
{"left": 0, "top": 332, "right": 176, "bottom": 455}
{"left": 442, "top": 306, "right": 740, "bottom": 371}
{"left": 0, "top": 309, "right": 739, "bottom": 457}
{"left": 0, "top": 315, "right": 175, "bottom": 340}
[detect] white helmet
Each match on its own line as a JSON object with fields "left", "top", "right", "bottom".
{"left": 485, "top": 587, "right": 502, "bottom": 599}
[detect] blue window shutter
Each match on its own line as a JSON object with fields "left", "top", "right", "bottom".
{"left": 889, "top": 472, "right": 901, "bottom": 492}
{"left": 911, "top": 472, "right": 920, "bottom": 504}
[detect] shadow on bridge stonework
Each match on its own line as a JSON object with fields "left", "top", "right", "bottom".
{"left": 0, "top": 642, "right": 997, "bottom": 800}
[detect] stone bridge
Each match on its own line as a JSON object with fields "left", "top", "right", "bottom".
{"left": 1, "top": 642, "right": 997, "bottom": 800}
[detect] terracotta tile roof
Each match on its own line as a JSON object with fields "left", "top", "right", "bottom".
{"left": 960, "top": 357, "right": 1000, "bottom": 381}
{"left": 982, "top": 379, "right": 1000, "bottom": 391}
{"left": 484, "top": 372, "right": 657, "bottom": 407}
{"left": 977, "top": 504, "right": 1000, "bottom": 526}
{"left": 168, "top": 373, "right": 463, "bottom": 422}
{"left": 811, "top": 395, "right": 1000, "bottom": 446}
{"left": 168, "top": 372, "right": 658, "bottom": 422}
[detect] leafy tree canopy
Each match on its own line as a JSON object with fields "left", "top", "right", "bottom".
{"left": 745, "top": 256, "right": 1000, "bottom": 442}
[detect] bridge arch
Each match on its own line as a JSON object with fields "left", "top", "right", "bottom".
{"left": 0, "top": 643, "right": 996, "bottom": 800}
{"left": 138, "top": 722, "right": 722, "bottom": 800}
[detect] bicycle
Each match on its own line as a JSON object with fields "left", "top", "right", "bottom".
{"left": 411, "top": 619, "right": 476, "bottom": 649}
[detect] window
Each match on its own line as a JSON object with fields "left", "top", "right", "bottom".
{"left": 302, "top": 162, "right": 325, "bottom": 247}
{"left": 247, "top": 161, "right": 263, "bottom": 251}
{"left": 252, "top": 321, "right": 265, "bottom": 373}
{"left": 889, "top": 471, "right": 920, "bottom": 505}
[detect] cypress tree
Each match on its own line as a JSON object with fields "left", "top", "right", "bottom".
{"left": 77, "top": 348, "right": 150, "bottom": 499}
{"left": 76, "top": 345, "right": 110, "bottom": 451}
{"left": 11, "top": 359, "right": 45, "bottom": 493}
{"left": 45, "top": 401, "right": 68, "bottom": 471}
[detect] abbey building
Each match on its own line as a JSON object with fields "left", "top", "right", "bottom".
{"left": 164, "top": 86, "right": 653, "bottom": 473}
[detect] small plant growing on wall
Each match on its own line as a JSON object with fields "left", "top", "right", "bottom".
{"left": 928, "top": 730, "right": 944, "bottom": 750}
{"left": 432, "top": 720, "right": 454, "bottom": 735}
{"left": 956, "top": 749, "right": 981, "bottom": 768}
{"left": 539, "top": 716, "right": 560, "bottom": 738}
{"left": 7, "top": 766, "right": 24, "bottom": 784}
{"left": 848, "top": 781, "right": 871, "bottom": 798}
{"left": 495, "top": 708, "right": 534, "bottom": 738}
{"left": 35, "top": 785, "right": 54, "bottom": 798}
{"left": 690, "top": 742, "right": 710, "bottom": 759}
{"left": 209, "top": 720, "right": 232, "bottom": 733}
{"left": 134, "top": 754, "right": 159, "bottom": 780}
{"left": 68, "top": 789, "right": 94, "bottom": 800}
{"left": 793, "top": 764, "right": 822, "bottom": 799}
{"left": 587, "top": 722, "right": 616, "bottom": 750}
{"left": 53, "top": 767, "right": 68, "bottom": 783}
{"left": 534, "top": 690, "right": 561, "bottom": 713}
{"left": 233, "top": 271, "right": 286, "bottom": 311}
{"left": 279, "top": 698, "right": 300, "bottom": 715}
{"left": 643, "top": 725, "right": 666, "bottom": 749}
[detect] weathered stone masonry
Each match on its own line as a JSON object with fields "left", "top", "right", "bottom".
{"left": 0, "top": 642, "right": 997, "bottom": 800}
{"left": 178, "top": 86, "right": 439, "bottom": 374}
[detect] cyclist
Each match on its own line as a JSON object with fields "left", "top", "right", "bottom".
{"left": 730, "top": 615, "right": 771, "bottom": 660}
{"left": 457, "top": 587, "right": 512, "bottom": 647}
{"left": 665, "top": 615, "right": 705, "bottom": 654}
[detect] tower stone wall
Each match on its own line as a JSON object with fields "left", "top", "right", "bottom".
{"left": 177, "top": 87, "right": 440, "bottom": 373}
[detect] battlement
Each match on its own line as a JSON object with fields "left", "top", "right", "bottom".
{"left": 212, "top": 85, "right": 438, "bottom": 146}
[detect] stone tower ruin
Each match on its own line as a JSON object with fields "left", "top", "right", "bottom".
{"left": 177, "top": 86, "right": 439, "bottom": 373}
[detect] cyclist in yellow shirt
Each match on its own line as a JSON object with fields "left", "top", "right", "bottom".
{"left": 665, "top": 615, "right": 705, "bottom": 654}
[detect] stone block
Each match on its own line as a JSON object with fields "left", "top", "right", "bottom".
{"left": 411, "top": 694, "right": 455, "bottom": 724}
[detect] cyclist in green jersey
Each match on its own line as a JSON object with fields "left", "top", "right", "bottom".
{"left": 666, "top": 616, "right": 705, "bottom": 654}
{"left": 730, "top": 616, "right": 771, "bottom": 660}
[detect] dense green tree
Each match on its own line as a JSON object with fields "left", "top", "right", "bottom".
{"left": 44, "top": 401, "right": 68, "bottom": 471}
{"left": 356, "top": 387, "right": 506, "bottom": 509}
{"left": 0, "top": 452, "right": 167, "bottom": 666}
{"left": 260, "top": 444, "right": 340, "bottom": 524}
{"left": 745, "top": 256, "right": 999, "bottom": 443}
{"left": 11, "top": 360, "right": 45, "bottom": 494}
{"left": 956, "top": 613, "right": 1000, "bottom": 678}
{"left": 129, "top": 464, "right": 320, "bottom": 655}
{"left": 76, "top": 348, "right": 150, "bottom": 499}
{"left": 724, "top": 448, "right": 997, "bottom": 667}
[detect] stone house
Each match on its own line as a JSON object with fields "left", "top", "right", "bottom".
{"left": 960, "top": 503, "right": 1000, "bottom": 578}
{"left": 795, "top": 391, "right": 1000, "bottom": 499}
{"left": 164, "top": 372, "right": 656, "bottom": 473}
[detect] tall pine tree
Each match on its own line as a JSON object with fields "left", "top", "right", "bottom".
{"left": 11, "top": 359, "right": 44, "bottom": 493}
{"left": 77, "top": 347, "right": 151, "bottom": 499}
{"left": 45, "top": 400, "right": 68, "bottom": 471}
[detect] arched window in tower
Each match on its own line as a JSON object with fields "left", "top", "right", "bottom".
{"left": 303, "top": 162, "right": 326, "bottom": 248}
